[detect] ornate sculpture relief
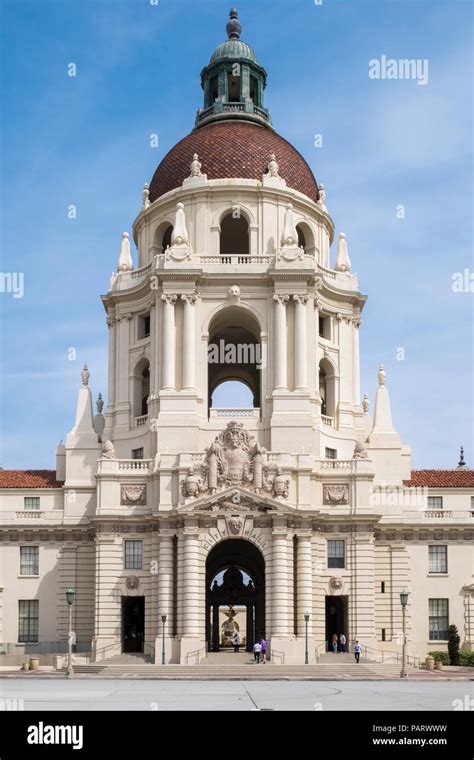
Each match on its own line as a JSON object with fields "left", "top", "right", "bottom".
{"left": 323, "top": 484, "right": 349, "bottom": 505}
{"left": 126, "top": 576, "right": 140, "bottom": 591}
{"left": 329, "top": 576, "right": 343, "bottom": 592}
{"left": 180, "top": 421, "right": 290, "bottom": 499}
{"left": 120, "top": 485, "right": 147, "bottom": 506}
{"left": 228, "top": 516, "right": 243, "bottom": 535}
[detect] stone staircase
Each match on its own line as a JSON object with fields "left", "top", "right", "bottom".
{"left": 60, "top": 650, "right": 407, "bottom": 678}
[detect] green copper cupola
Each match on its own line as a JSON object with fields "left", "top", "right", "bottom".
{"left": 195, "top": 8, "right": 272, "bottom": 129}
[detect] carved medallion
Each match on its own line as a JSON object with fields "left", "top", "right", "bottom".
{"left": 323, "top": 484, "right": 349, "bottom": 505}
{"left": 121, "top": 485, "right": 147, "bottom": 506}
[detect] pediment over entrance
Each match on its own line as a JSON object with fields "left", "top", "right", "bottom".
{"left": 177, "top": 486, "right": 295, "bottom": 514}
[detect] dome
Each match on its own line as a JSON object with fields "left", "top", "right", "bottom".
{"left": 148, "top": 120, "right": 319, "bottom": 203}
{"left": 210, "top": 39, "right": 257, "bottom": 64}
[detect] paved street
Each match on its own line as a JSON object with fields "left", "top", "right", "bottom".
{"left": 1, "top": 678, "right": 472, "bottom": 711}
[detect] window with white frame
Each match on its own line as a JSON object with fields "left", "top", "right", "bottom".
{"left": 328, "top": 540, "right": 345, "bottom": 568}
{"left": 18, "top": 600, "right": 39, "bottom": 642}
{"left": 429, "top": 545, "right": 447, "bottom": 574}
{"left": 20, "top": 546, "right": 39, "bottom": 576}
{"left": 429, "top": 598, "right": 449, "bottom": 640}
{"left": 124, "top": 540, "right": 143, "bottom": 570}
{"left": 24, "top": 496, "right": 40, "bottom": 510}
{"left": 325, "top": 448, "right": 337, "bottom": 460}
{"left": 427, "top": 496, "right": 443, "bottom": 510}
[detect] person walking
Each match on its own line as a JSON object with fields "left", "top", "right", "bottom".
{"left": 260, "top": 637, "right": 267, "bottom": 663}
{"left": 68, "top": 630, "right": 77, "bottom": 654}
{"left": 332, "top": 633, "right": 338, "bottom": 653}
{"left": 339, "top": 633, "right": 346, "bottom": 653}
{"left": 232, "top": 630, "right": 241, "bottom": 653}
{"left": 253, "top": 640, "right": 262, "bottom": 664}
{"left": 354, "top": 640, "right": 362, "bottom": 663}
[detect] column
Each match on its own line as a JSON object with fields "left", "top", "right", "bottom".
{"left": 296, "top": 534, "right": 313, "bottom": 636}
{"left": 273, "top": 294, "right": 288, "bottom": 390}
{"left": 182, "top": 529, "right": 200, "bottom": 637}
{"left": 293, "top": 295, "right": 308, "bottom": 389}
{"left": 158, "top": 534, "right": 174, "bottom": 631}
{"left": 161, "top": 294, "right": 177, "bottom": 390}
{"left": 271, "top": 529, "right": 290, "bottom": 636}
{"left": 181, "top": 294, "right": 197, "bottom": 390}
{"left": 352, "top": 317, "right": 361, "bottom": 405}
{"left": 116, "top": 312, "right": 132, "bottom": 403}
{"left": 315, "top": 298, "right": 321, "bottom": 403}
{"left": 106, "top": 312, "right": 116, "bottom": 406}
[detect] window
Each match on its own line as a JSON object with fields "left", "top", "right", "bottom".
{"left": 132, "top": 448, "right": 144, "bottom": 460}
{"left": 138, "top": 313, "right": 150, "bottom": 340}
{"left": 381, "top": 581, "right": 385, "bottom": 594}
{"left": 18, "top": 600, "right": 39, "bottom": 642}
{"left": 381, "top": 628, "right": 386, "bottom": 642}
{"left": 429, "top": 545, "right": 447, "bottom": 574}
{"left": 427, "top": 496, "right": 443, "bottom": 510}
{"left": 220, "top": 213, "right": 249, "bottom": 256}
{"left": 24, "top": 497, "right": 40, "bottom": 510}
{"left": 125, "top": 540, "right": 143, "bottom": 570}
{"left": 471, "top": 496, "right": 474, "bottom": 513}
{"left": 429, "top": 599, "right": 449, "bottom": 640}
{"left": 319, "top": 315, "right": 331, "bottom": 340}
{"left": 20, "top": 546, "right": 39, "bottom": 576}
{"left": 325, "top": 448, "right": 337, "bottom": 460}
{"left": 328, "top": 540, "right": 345, "bottom": 568}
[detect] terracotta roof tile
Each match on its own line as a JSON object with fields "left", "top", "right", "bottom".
{"left": 0, "top": 470, "right": 63, "bottom": 489}
{"left": 403, "top": 470, "right": 474, "bottom": 488}
{"left": 149, "top": 120, "right": 319, "bottom": 203}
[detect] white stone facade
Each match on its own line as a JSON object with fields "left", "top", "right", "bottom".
{"left": 1, "top": 14, "right": 473, "bottom": 667}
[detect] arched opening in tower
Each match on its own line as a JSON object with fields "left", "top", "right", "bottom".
{"left": 319, "top": 358, "right": 336, "bottom": 419}
{"left": 220, "top": 213, "right": 249, "bottom": 257}
{"left": 208, "top": 307, "right": 261, "bottom": 417}
{"left": 132, "top": 358, "right": 150, "bottom": 420}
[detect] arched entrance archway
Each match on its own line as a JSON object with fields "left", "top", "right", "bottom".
{"left": 206, "top": 539, "right": 265, "bottom": 652}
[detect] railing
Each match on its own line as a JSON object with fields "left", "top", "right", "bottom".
{"left": 223, "top": 102, "right": 245, "bottom": 112}
{"left": 135, "top": 415, "right": 148, "bottom": 428}
{"left": 314, "top": 641, "right": 328, "bottom": 662}
{"left": 269, "top": 648, "right": 285, "bottom": 664}
{"left": 185, "top": 646, "right": 206, "bottom": 664}
{"left": 424, "top": 510, "right": 452, "bottom": 518}
{"left": 117, "top": 459, "right": 153, "bottom": 472}
{"left": 131, "top": 262, "right": 152, "bottom": 280}
{"left": 254, "top": 106, "right": 269, "bottom": 119}
{"left": 320, "top": 459, "right": 352, "bottom": 470}
{"left": 201, "top": 255, "right": 273, "bottom": 265}
{"left": 16, "top": 511, "right": 43, "bottom": 519}
{"left": 352, "top": 643, "right": 421, "bottom": 669}
{"left": 321, "top": 415, "right": 335, "bottom": 428}
{"left": 209, "top": 408, "right": 260, "bottom": 419}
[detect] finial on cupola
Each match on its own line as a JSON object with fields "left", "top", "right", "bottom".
{"left": 227, "top": 8, "right": 242, "bottom": 39}
{"left": 457, "top": 446, "right": 468, "bottom": 470}
{"left": 81, "top": 363, "right": 90, "bottom": 387}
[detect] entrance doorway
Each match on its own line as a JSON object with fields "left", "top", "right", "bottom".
{"left": 122, "top": 596, "right": 145, "bottom": 653}
{"left": 325, "top": 595, "right": 348, "bottom": 651}
{"left": 206, "top": 539, "right": 265, "bottom": 652}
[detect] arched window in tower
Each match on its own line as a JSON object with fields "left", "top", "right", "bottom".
{"left": 133, "top": 358, "right": 150, "bottom": 423}
{"left": 249, "top": 75, "right": 259, "bottom": 106}
{"left": 210, "top": 76, "right": 218, "bottom": 104}
{"left": 208, "top": 307, "right": 261, "bottom": 418}
{"left": 220, "top": 213, "right": 249, "bottom": 257}
{"left": 296, "top": 222, "right": 316, "bottom": 256}
{"left": 227, "top": 71, "right": 241, "bottom": 102}
{"left": 319, "top": 359, "right": 336, "bottom": 420}
{"left": 162, "top": 225, "right": 173, "bottom": 251}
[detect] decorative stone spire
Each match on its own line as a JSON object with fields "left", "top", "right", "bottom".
{"left": 226, "top": 8, "right": 242, "bottom": 39}
{"left": 335, "top": 232, "right": 351, "bottom": 272}
{"left": 368, "top": 365, "right": 400, "bottom": 444}
{"left": 317, "top": 183, "right": 327, "bottom": 212}
{"left": 81, "top": 363, "right": 90, "bottom": 386}
{"left": 142, "top": 182, "right": 150, "bottom": 210}
{"left": 190, "top": 153, "right": 202, "bottom": 177}
{"left": 457, "top": 446, "right": 468, "bottom": 470}
{"left": 362, "top": 393, "right": 370, "bottom": 413}
{"left": 172, "top": 203, "right": 189, "bottom": 246}
{"left": 281, "top": 203, "right": 298, "bottom": 247}
{"left": 94, "top": 393, "right": 105, "bottom": 441}
{"left": 267, "top": 153, "right": 279, "bottom": 177}
{"left": 117, "top": 232, "right": 133, "bottom": 272}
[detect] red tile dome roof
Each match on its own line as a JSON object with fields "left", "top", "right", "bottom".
{"left": 148, "top": 121, "right": 319, "bottom": 203}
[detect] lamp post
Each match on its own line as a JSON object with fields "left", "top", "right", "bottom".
{"left": 304, "top": 610, "right": 310, "bottom": 665}
{"left": 65, "top": 588, "right": 75, "bottom": 678}
{"left": 400, "top": 590, "right": 409, "bottom": 679}
{"left": 161, "top": 613, "right": 167, "bottom": 666}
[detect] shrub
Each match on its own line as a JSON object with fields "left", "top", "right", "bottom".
{"left": 448, "top": 624, "right": 460, "bottom": 665}
{"left": 428, "top": 650, "right": 449, "bottom": 665}
{"left": 459, "top": 651, "right": 474, "bottom": 667}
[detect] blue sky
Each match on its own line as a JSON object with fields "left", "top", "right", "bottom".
{"left": 0, "top": 0, "right": 472, "bottom": 470}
